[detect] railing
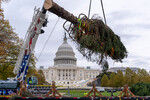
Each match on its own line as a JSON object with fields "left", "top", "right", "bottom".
{"left": 0, "top": 97, "right": 149, "bottom": 100}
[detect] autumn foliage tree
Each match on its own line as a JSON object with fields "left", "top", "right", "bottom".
{"left": 0, "top": 2, "right": 20, "bottom": 79}
{"left": 115, "top": 70, "right": 124, "bottom": 87}
{"left": 37, "top": 70, "right": 47, "bottom": 85}
{"left": 108, "top": 72, "right": 116, "bottom": 87}
{"left": 101, "top": 74, "right": 109, "bottom": 87}
{"left": 100, "top": 67, "right": 150, "bottom": 87}
{"left": 136, "top": 69, "right": 150, "bottom": 83}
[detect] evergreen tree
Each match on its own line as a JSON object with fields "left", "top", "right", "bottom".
{"left": 130, "top": 82, "right": 150, "bottom": 96}
{"left": 101, "top": 60, "right": 109, "bottom": 73}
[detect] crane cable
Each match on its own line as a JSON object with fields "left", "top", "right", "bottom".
{"left": 88, "top": 0, "right": 92, "bottom": 18}
{"left": 100, "top": 0, "right": 107, "bottom": 25}
{"left": 37, "top": 17, "right": 60, "bottom": 61}
{"left": 88, "top": 0, "right": 107, "bottom": 25}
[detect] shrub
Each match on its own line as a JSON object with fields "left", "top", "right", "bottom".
{"left": 130, "top": 82, "right": 150, "bottom": 96}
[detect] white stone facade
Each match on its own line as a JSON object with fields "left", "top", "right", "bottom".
{"left": 107, "top": 67, "right": 139, "bottom": 75}
{"left": 40, "top": 37, "right": 99, "bottom": 86}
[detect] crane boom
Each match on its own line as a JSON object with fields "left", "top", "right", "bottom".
{"left": 13, "top": 7, "right": 47, "bottom": 81}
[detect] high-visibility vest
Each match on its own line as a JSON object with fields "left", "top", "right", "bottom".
{"left": 29, "top": 81, "right": 32, "bottom": 84}
{"left": 84, "top": 92, "right": 88, "bottom": 96}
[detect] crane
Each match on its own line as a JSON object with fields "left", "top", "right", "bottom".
{"left": 13, "top": 7, "right": 47, "bottom": 83}
{"left": 0, "top": 5, "right": 48, "bottom": 95}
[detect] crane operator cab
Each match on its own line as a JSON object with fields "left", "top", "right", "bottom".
{"left": 27, "top": 76, "right": 38, "bottom": 85}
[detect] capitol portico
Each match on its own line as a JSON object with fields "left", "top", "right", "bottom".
{"left": 40, "top": 36, "right": 99, "bottom": 86}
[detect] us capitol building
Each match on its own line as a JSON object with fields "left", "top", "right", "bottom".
{"left": 40, "top": 36, "right": 100, "bottom": 86}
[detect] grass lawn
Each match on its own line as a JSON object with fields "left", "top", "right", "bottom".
{"left": 101, "top": 91, "right": 121, "bottom": 96}
{"left": 58, "top": 90, "right": 121, "bottom": 97}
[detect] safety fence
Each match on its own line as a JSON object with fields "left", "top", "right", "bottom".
{"left": 0, "top": 97, "right": 149, "bottom": 100}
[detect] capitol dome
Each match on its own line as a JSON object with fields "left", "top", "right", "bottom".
{"left": 54, "top": 36, "right": 77, "bottom": 66}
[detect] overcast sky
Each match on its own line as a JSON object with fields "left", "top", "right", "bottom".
{"left": 2, "top": 0, "right": 150, "bottom": 71}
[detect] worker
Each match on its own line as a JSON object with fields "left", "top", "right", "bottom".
{"left": 29, "top": 78, "right": 32, "bottom": 85}
{"left": 84, "top": 91, "right": 88, "bottom": 96}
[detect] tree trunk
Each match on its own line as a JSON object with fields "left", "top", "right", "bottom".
{"left": 43, "top": 0, "right": 78, "bottom": 24}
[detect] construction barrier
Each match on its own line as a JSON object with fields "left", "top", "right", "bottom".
{"left": 0, "top": 97, "right": 149, "bottom": 100}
